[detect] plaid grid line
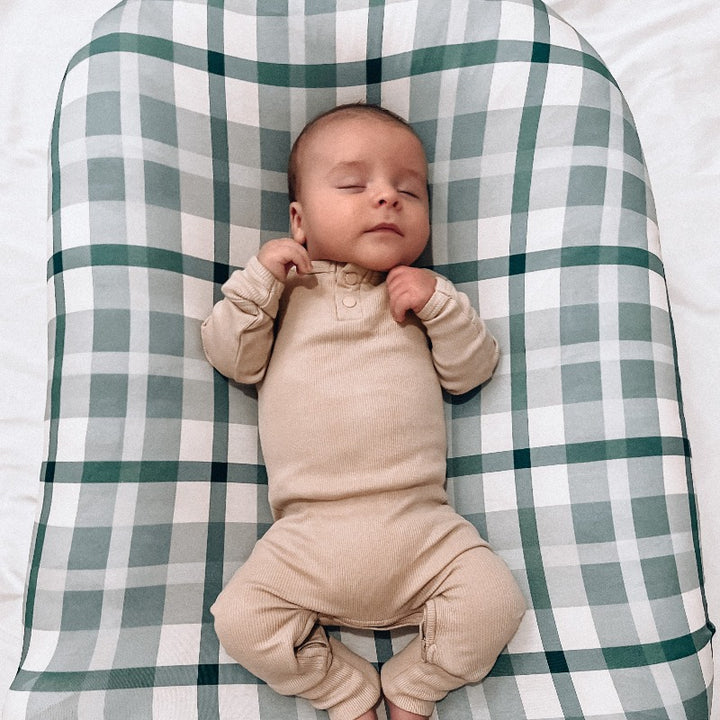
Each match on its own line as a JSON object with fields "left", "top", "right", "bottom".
{"left": 60, "top": 34, "right": 616, "bottom": 90}
{"left": 47, "top": 244, "right": 666, "bottom": 284}
{"left": 7, "top": 1, "right": 713, "bottom": 719}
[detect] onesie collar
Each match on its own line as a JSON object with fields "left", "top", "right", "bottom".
{"left": 308, "top": 260, "right": 385, "bottom": 287}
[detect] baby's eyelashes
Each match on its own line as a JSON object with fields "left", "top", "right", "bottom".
{"left": 336, "top": 181, "right": 366, "bottom": 192}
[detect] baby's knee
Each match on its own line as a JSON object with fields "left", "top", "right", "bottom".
{"left": 212, "top": 582, "right": 331, "bottom": 695}
{"left": 211, "top": 582, "right": 260, "bottom": 663}
{"left": 433, "top": 554, "right": 526, "bottom": 681}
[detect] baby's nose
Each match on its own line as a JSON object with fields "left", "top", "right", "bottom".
{"left": 376, "top": 185, "right": 399, "bottom": 207}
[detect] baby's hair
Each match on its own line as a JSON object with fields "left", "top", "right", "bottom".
{"left": 287, "top": 103, "right": 422, "bottom": 203}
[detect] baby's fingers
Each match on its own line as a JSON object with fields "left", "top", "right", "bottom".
{"left": 258, "top": 238, "right": 312, "bottom": 280}
{"left": 388, "top": 287, "right": 413, "bottom": 323}
{"left": 284, "top": 241, "right": 313, "bottom": 276}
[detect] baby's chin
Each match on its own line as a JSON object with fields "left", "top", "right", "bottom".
{"left": 347, "top": 252, "right": 426, "bottom": 273}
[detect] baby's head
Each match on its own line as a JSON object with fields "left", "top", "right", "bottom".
{"left": 287, "top": 103, "right": 430, "bottom": 272}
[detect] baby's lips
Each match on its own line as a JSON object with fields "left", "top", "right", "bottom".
{"left": 368, "top": 223, "right": 403, "bottom": 236}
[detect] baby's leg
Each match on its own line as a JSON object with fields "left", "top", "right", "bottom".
{"left": 212, "top": 560, "right": 381, "bottom": 720}
{"left": 381, "top": 546, "right": 526, "bottom": 717}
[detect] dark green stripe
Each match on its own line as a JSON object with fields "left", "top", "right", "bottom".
{"left": 435, "top": 245, "right": 665, "bottom": 285}
{"left": 202, "top": 0, "right": 232, "bottom": 672}
{"left": 36, "top": 436, "right": 689, "bottom": 486}
{"left": 11, "top": 626, "right": 712, "bottom": 692}
{"left": 507, "top": 10, "right": 583, "bottom": 715}
{"left": 448, "top": 436, "right": 690, "bottom": 478}
{"left": 47, "top": 244, "right": 664, "bottom": 283}
{"left": 64, "top": 33, "right": 616, "bottom": 89}
{"left": 41, "top": 460, "right": 267, "bottom": 485}
{"left": 48, "top": 245, "right": 218, "bottom": 281}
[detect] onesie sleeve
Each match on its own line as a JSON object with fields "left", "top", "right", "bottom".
{"left": 201, "top": 255, "right": 285, "bottom": 384}
{"left": 416, "top": 274, "right": 500, "bottom": 395}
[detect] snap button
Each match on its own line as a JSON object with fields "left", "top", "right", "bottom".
{"left": 344, "top": 271, "right": 358, "bottom": 286}
{"left": 342, "top": 296, "right": 357, "bottom": 308}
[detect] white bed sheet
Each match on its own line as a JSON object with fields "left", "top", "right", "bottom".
{"left": 1, "top": 0, "right": 717, "bottom": 716}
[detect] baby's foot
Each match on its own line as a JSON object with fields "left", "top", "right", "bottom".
{"left": 354, "top": 710, "right": 378, "bottom": 720}
{"left": 386, "top": 699, "right": 428, "bottom": 720}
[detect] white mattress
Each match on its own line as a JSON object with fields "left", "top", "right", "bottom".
{"left": 1, "top": 0, "right": 717, "bottom": 716}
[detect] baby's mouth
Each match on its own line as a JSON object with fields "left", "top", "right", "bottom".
{"left": 367, "top": 223, "right": 403, "bottom": 236}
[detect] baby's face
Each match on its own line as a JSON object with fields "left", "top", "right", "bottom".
{"left": 289, "top": 114, "right": 430, "bottom": 272}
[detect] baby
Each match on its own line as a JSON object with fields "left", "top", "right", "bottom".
{"left": 202, "top": 104, "right": 526, "bottom": 720}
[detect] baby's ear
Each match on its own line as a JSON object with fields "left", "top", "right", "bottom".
{"left": 289, "top": 202, "right": 305, "bottom": 243}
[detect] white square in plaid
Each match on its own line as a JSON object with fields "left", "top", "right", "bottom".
{"left": 62, "top": 266, "right": 95, "bottom": 314}
{"left": 646, "top": 216, "right": 662, "bottom": 256}
{"left": 153, "top": 686, "right": 199, "bottom": 720}
{"left": 223, "top": 9, "right": 257, "bottom": 61}
{"left": 228, "top": 224, "right": 262, "bottom": 269}
{"left": 381, "top": 79, "right": 412, "bottom": 124}
{"left": 225, "top": 76, "right": 260, "bottom": 127}
{"left": 227, "top": 423, "right": 259, "bottom": 464}
{"left": 528, "top": 404, "right": 566, "bottom": 447}
{"left": 684, "top": 589, "right": 712, "bottom": 633}
{"left": 60, "top": 60, "right": 92, "bottom": 111}
{"left": 218, "top": 684, "right": 260, "bottom": 718}
{"left": 523, "top": 269, "right": 562, "bottom": 313}
{"left": 547, "top": 12, "right": 584, "bottom": 52}
{"left": 525, "top": 207, "right": 567, "bottom": 253}
{"left": 174, "top": 64, "right": 211, "bottom": 116}
{"left": 498, "top": 0, "right": 537, "bottom": 42}
{"left": 55, "top": 417, "right": 90, "bottom": 462}
{"left": 59, "top": 202, "right": 91, "bottom": 249}
{"left": 46, "top": 483, "right": 82, "bottom": 528}
{"left": 171, "top": 1, "right": 208, "bottom": 51}
{"left": 476, "top": 276, "right": 509, "bottom": 320}
{"left": 21, "top": 629, "right": 61, "bottom": 673}
{"left": 338, "top": 628, "right": 381, "bottom": 665}
{"left": 487, "top": 62, "right": 531, "bottom": 112}
{"left": 381, "top": 3, "right": 417, "bottom": 56}
{"left": 179, "top": 419, "right": 215, "bottom": 462}
{"left": 530, "top": 465, "right": 571, "bottom": 508}
{"left": 335, "top": 8, "right": 369, "bottom": 63}
{"left": 573, "top": 670, "right": 624, "bottom": 715}
{"left": 657, "top": 398, "right": 684, "bottom": 438}
{"left": 172, "top": 482, "right": 211, "bottom": 524}
{"left": 554, "top": 606, "right": 601, "bottom": 650}
{"left": 543, "top": 63, "right": 584, "bottom": 108}
{"left": 156, "top": 623, "right": 202, "bottom": 666}
{"left": 516, "top": 673, "right": 564, "bottom": 719}
{"left": 662, "top": 456, "right": 691, "bottom": 496}
{"left": 480, "top": 410, "right": 513, "bottom": 454}
{"left": 477, "top": 215, "right": 512, "bottom": 260}
{"left": 648, "top": 267, "right": 670, "bottom": 312}
{"left": 225, "top": 483, "right": 258, "bottom": 524}
{"left": 183, "top": 276, "right": 213, "bottom": 323}
{"left": 336, "top": 84, "right": 371, "bottom": 108}
{"left": 482, "top": 470, "right": 518, "bottom": 513}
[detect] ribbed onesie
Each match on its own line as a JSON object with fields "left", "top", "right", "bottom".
{"left": 201, "top": 257, "right": 526, "bottom": 719}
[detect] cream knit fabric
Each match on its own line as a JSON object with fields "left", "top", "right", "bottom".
{"left": 201, "top": 258, "right": 525, "bottom": 719}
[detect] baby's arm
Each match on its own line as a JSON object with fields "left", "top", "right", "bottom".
{"left": 202, "top": 237, "right": 311, "bottom": 383}
{"left": 201, "top": 255, "right": 286, "bottom": 384}
{"left": 388, "top": 266, "right": 499, "bottom": 395}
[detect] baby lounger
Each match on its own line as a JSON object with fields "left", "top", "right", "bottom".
{"left": 5, "top": 0, "right": 714, "bottom": 718}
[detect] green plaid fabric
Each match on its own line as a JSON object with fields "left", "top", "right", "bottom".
{"left": 7, "top": 1, "right": 714, "bottom": 718}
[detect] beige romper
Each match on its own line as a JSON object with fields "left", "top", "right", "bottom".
{"left": 201, "top": 258, "right": 525, "bottom": 719}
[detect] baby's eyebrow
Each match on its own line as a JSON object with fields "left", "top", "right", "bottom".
{"left": 327, "top": 161, "right": 426, "bottom": 185}
{"left": 327, "top": 160, "right": 367, "bottom": 177}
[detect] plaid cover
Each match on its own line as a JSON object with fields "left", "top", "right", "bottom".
{"left": 6, "top": 0, "right": 714, "bottom": 718}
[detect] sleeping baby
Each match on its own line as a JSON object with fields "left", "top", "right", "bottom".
{"left": 201, "top": 102, "right": 526, "bottom": 720}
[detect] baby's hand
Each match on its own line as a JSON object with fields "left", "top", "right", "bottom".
{"left": 257, "top": 237, "right": 313, "bottom": 282}
{"left": 386, "top": 265, "right": 437, "bottom": 323}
